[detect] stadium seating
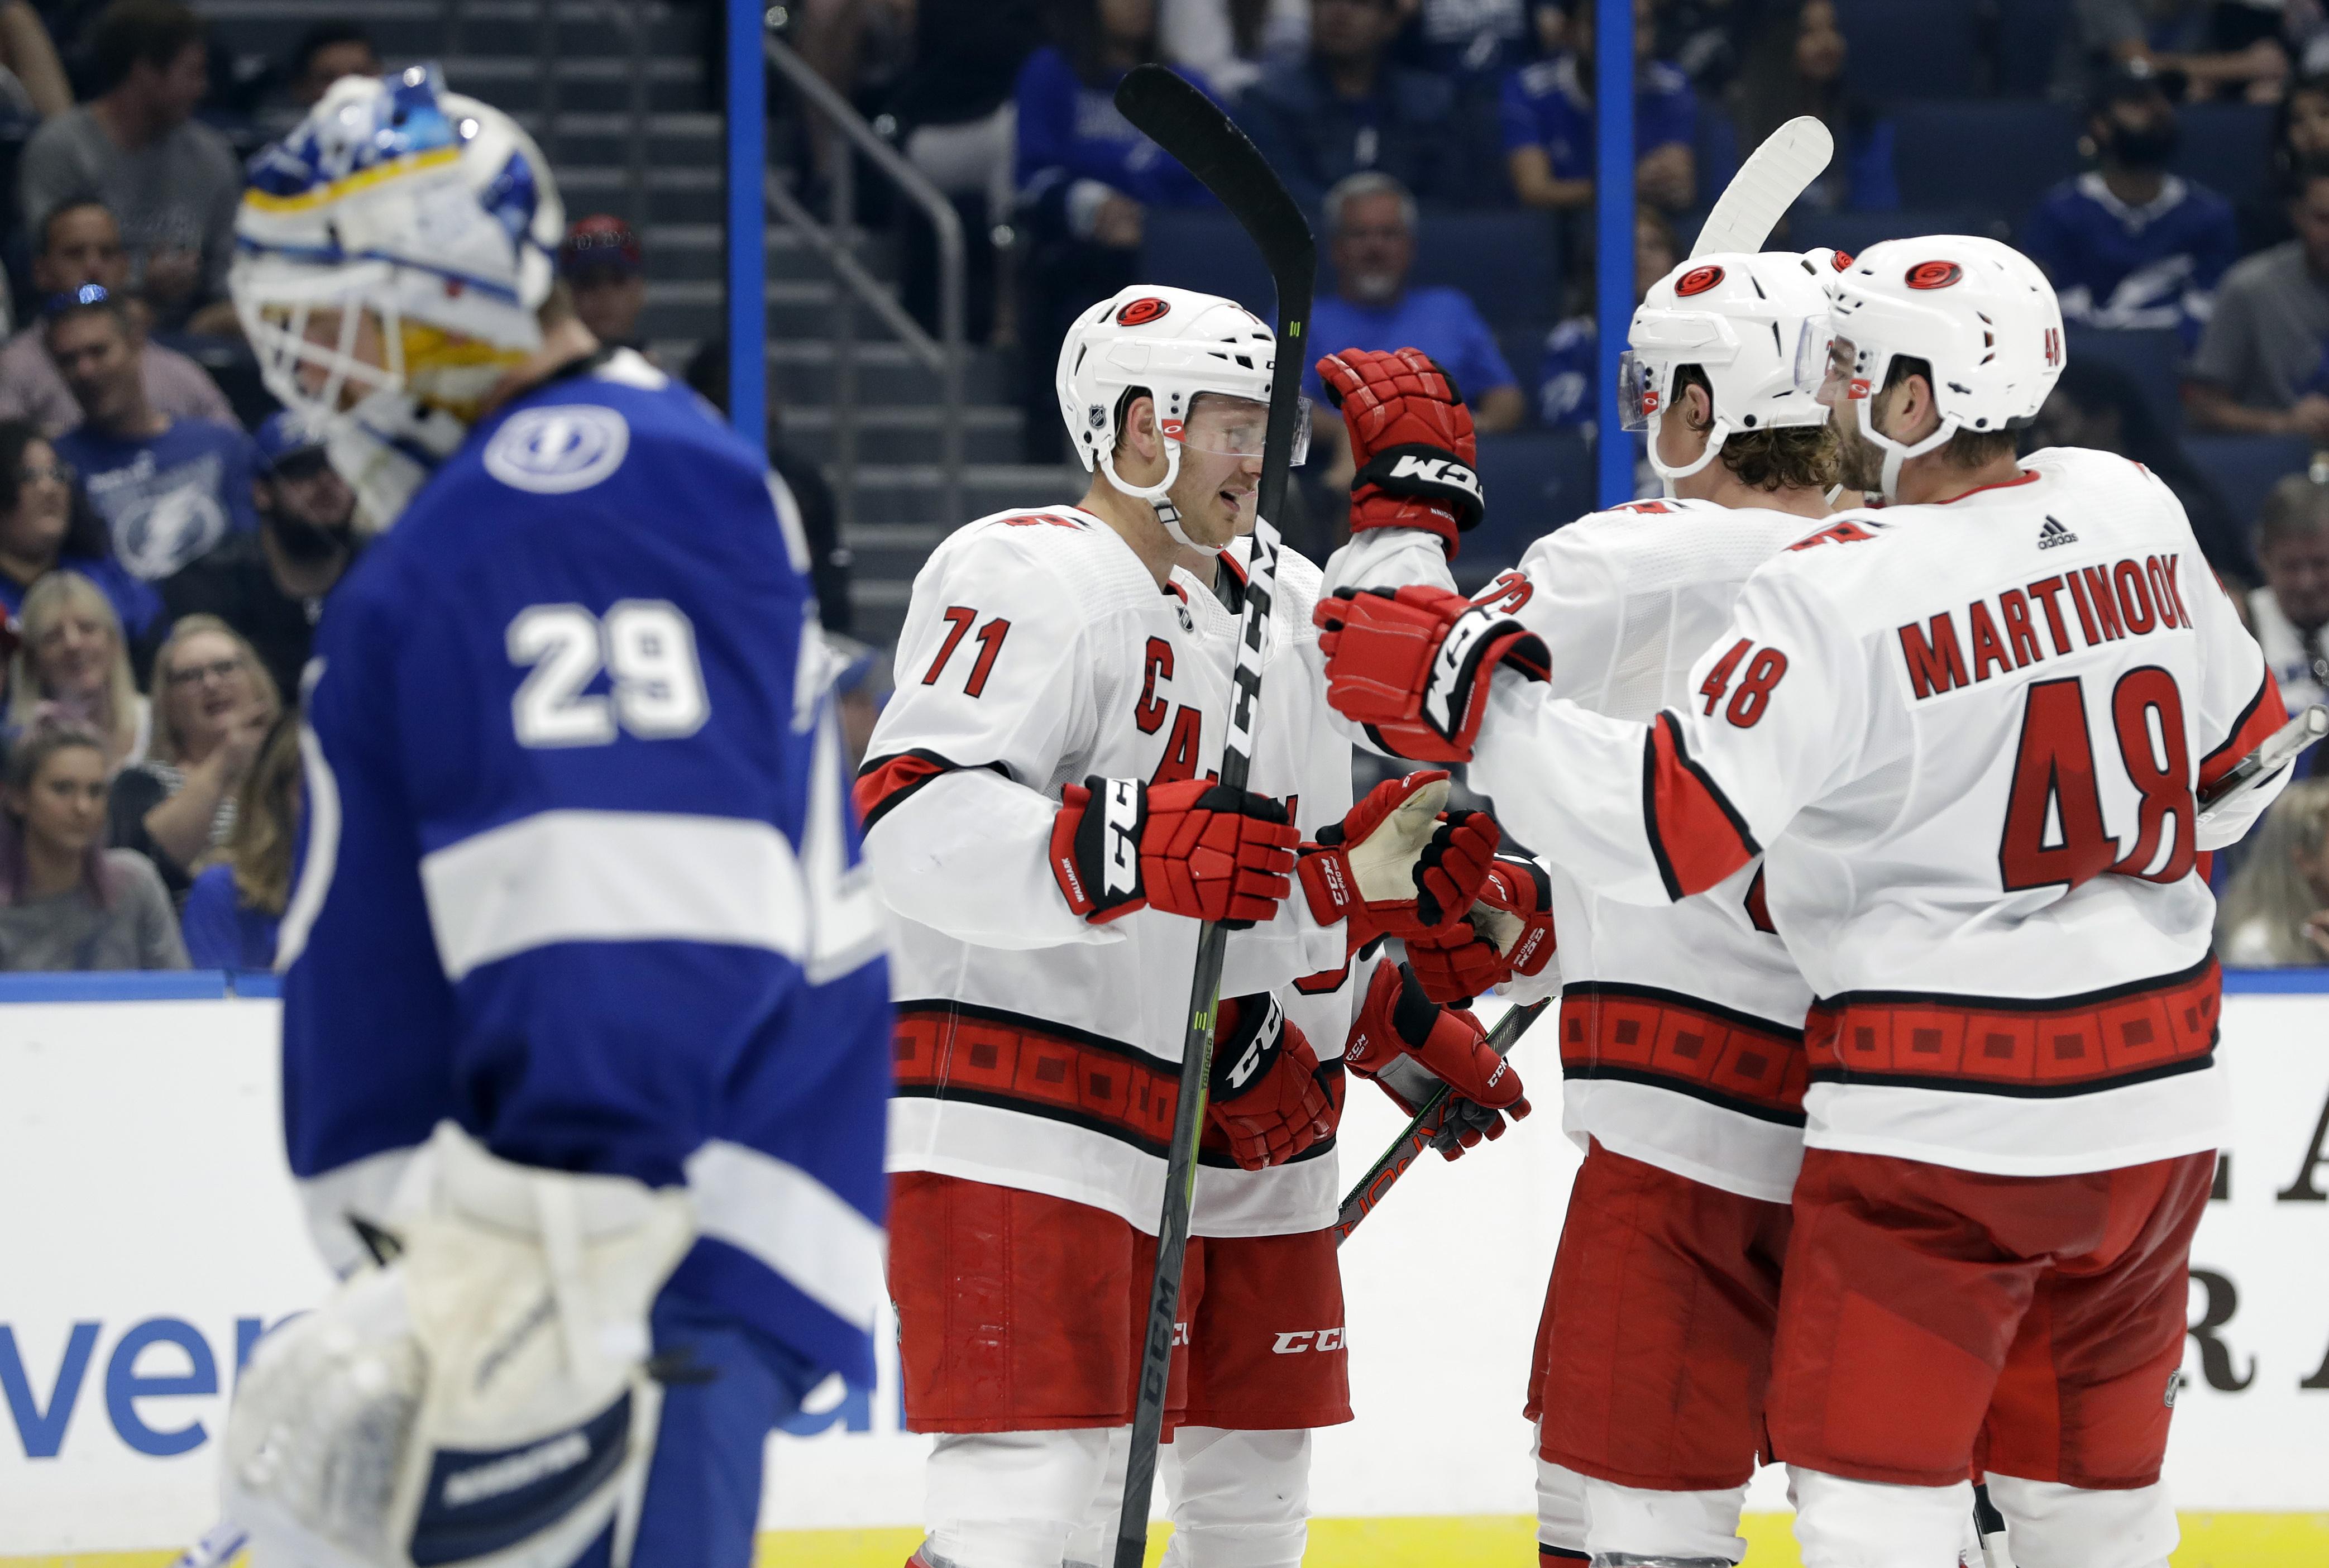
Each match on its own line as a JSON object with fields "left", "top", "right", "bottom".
{"left": 2066, "top": 326, "right": 2184, "bottom": 435}
{"left": 1996, "top": 0, "right": 2072, "bottom": 99}
{"left": 1893, "top": 101, "right": 2081, "bottom": 222}
{"left": 1139, "top": 208, "right": 1563, "bottom": 332}
{"left": 2174, "top": 103, "right": 2276, "bottom": 209}
{"left": 1835, "top": 0, "right": 1984, "bottom": 100}
{"left": 2187, "top": 433, "right": 2318, "bottom": 528}
{"left": 1462, "top": 429, "right": 1595, "bottom": 583}
{"left": 1792, "top": 206, "right": 1998, "bottom": 256}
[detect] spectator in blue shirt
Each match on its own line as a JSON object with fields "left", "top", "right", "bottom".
{"left": 1538, "top": 205, "right": 1678, "bottom": 434}
{"left": 1307, "top": 171, "right": 1523, "bottom": 491}
{"left": 1730, "top": 0, "right": 1899, "bottom": 215}
{"left": 2021, "top": 61, "right": 2239, "bottom": 345}
{"left": 179, "top": 710, "right": 297, "bottom": 969}
{"left": 1502, "top": 0, "right": 1695, "bottom": 212}
{"left": 1013, "top": 0, "right": 1221, "bottom": 459}
{"left": 1395, "top": 0, "right": 1534, "bottom": 80}
{"left": 45, "top": 288, "right": 259, "bottom": 582}
{"left": 1237, "top": 0, "right": 1499, "bottom": 210}
{"left": 0, "top": 418, "right": 160, "bottom": 656}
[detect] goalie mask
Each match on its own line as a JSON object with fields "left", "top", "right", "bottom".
{"left": 1056, "top": 284, "right": 1309, "bottom": 549}
{"left": 1619, "top": 250, "right": 1835, "bottom": 495}
{"left": 221, "top": 1124, "right": 695, "bottom": 1568}
{"left": 231, "top": 67, "right": 565, "bottom": 530}
{"left": 1819, "top": 235, "right": 2064, "bottom": 500}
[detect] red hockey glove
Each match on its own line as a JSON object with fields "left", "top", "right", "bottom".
{"left": 1297, "top": 770, "right": 1499, "bottom": 948}
{"left": 1315, "top": 347, "right": 1484, "bottom": 552}
{"left": 1204, "top": 993, "right": 1337, "bottom": 1171}
{"left": 1406, "top": 855, "right": 1558, "bottom": 1005}
{"left": 1313, "top": 585, "right": 1550, "bottom": 763}
{"left": 1345, "top": 962, "right": 1529, "bottom": 1159}
{"left": 1050, "top": 777, "right": 1297, "bottom": 927}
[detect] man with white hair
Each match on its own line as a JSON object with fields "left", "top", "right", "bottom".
{"left": 1317, "top": 235, "right": 2289, "bottom": 1565}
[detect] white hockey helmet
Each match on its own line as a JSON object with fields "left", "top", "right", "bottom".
{"left": 1056, "top": 284, "right": 1309, "bottom": 547}
{"left": 1823, "top": 235, "right": 2064, "bottom": 498}
{"left": 1619, "top": 249, "right": 1837, "bottom": 493}
{"left": 231, "top": 66, "right": 565, "bottom": 529}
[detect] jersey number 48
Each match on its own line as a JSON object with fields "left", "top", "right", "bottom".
{"left": 2000, "top": 666, "right": 2194, "bottom": 891}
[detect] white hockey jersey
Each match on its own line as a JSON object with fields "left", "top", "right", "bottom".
{"left": 859, "top": 507, "right": 1346, "bottom": 1232}
{"left": 1175, "top": 538, "right": 1372, "bottom": 1236}
{"left": 1330, "top": 499, "right": 1820, "bottom": 1203}
{"left": 1469, "top": 448, "right": 2290, "bottom": 1178}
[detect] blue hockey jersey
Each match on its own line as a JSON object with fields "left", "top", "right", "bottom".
{"left": 276, "top": 351, "right": 893, "bottom": 1388}
{"left": 2020, "top": 173, "right": 2239, "bottom": 343}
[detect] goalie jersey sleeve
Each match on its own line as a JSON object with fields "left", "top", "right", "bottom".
{"left": 278, "top": 363, "right": 892, "bottom": 1387}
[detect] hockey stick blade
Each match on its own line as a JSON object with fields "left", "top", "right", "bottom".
{"left": 1333, "top": 997, "right": 1551, "bottom": 1246}
{"left": 2197, "top": 704, "right": 2326, "bottom": 828}
{"left": 1690, "top": 115, "right": 1834, "bottom": 260}
{"left": 1109, "top": 63, "right": 1315, "bottom": 1568}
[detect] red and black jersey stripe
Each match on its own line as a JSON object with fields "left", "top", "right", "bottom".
{"left": 1641, "top": 713, "right": 1759, "bottom": 900}
{"left": 853, "top": 748, "right": 1003, "bottom": 834}
{"left": 2199, "top": 666, "right": 2290, "bottom": 794}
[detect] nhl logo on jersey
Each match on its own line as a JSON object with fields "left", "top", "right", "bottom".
{"left": 484, "top": 405, "right": 632, "bottom": 495}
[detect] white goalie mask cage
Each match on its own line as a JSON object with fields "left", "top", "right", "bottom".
{"left": 1823, "top": 234, "right": 2065, "bottom": 499}
{"left": 229, "top": 66, "right": 565, "bottom": 530}
{"left": 1055, "top": 284, "right": 1309, "bottom": 547}
{"left": 1618, "top": 249, "right": 1838, "bottom": 494}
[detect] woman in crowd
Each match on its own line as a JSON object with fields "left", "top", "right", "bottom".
{"left": 2218, "top": 780, "right": 2329, "bottom": 966}
{"left": 5, "top": 568, "right": 147, "bottom": 769}
{"left": 179, "top": 713, "right": 299, "bottom": 969}
{"left": 0, "top": 716, "right": 186, "bottom": 971}
{"left": 0, "top": 419, "right": 161, "bottom": 653}
{"left": 1729, "top": 0, "right": 1898, "bottom": 213}
{"left": 108, "top": 615, "right": 278, "bottom": 900}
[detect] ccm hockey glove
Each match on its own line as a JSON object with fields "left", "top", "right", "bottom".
{"left": 1313, "top": 585, "right": 1551, "bottom": 763}
{"left": 1407, "top": 855, "right": 1558, "bottom": 1005}
{"left": 1297, "top": 769, "right": 1499, "bottom": 948}
{"left": 1314, "top": 347, "right": 1484, "bottom": 552}
{"left": 1344, "top": 962, "right": 1529, "bottom": 1159}
{"left": 1204, "top": 993, "right": 1337, "bottom": 1171}
{"left": 1050, "top": 777, "right": 1298, "bottom": 927}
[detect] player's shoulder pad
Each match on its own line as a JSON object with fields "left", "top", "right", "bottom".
{"left": 1527, "top": 496, "right": 1809, "bottom": 591}
{"left": 925, "top": 504, "right": 1161, "bottom": 628}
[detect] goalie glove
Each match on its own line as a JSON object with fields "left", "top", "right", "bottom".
{"left": 1344, "top": 962, "right": 1530, "bottom": 1159}
{"left": 1406, "top": 855, "right": 1558, "bottom": 1005}
{"left": 1050, "top": 776, "right": 1298, "bottom": 927}
{"left": 1204, "top": 993, "right": 1337, "bottom": 1171}
{"left": 1297, "top": 769, "right": 1499, "bottom": 948}
{"left": 1313, "top": 584, "right": 1550, "bottom": 763}
{"left": 1315, "top": 347, "right": 1484, "bottom": 552}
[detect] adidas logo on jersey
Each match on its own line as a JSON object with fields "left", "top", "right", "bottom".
{"left": 2038, "top": 515, "right": 2078, "bottom": 549}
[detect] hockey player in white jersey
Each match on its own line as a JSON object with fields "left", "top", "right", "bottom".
{"left": 1317, "top": 250, "right": 1842, "bottom": 1567}
{"left": 211, "top": 70, "right": 890, "bottom": 1568}
{"left": 1316, "top": 235, "right": 2290, "bottom": 1568}
{"left": 853, "top": 284, "right": 1511, "bottom": 1568}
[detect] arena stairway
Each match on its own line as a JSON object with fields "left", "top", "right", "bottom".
{"left": 195, "top": 0, "right": 1054, "bottom": 649}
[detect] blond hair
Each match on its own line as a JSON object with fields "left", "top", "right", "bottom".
{"left": 226, "top": 712, "right": 302, "bottom": 915}
{"left": 6, "top": 570, "right": 140, "bottom": 766}
{"left": 2216, "top": 780, "right": 2329, "bottom": 965}
{"left": 147, "top": 614, "right": 281, "bottom": 767}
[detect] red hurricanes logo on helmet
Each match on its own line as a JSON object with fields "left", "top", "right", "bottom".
{"left": 1831, "top": 250, "right": 1853, "bottom": 270}
{"left": 1115, "top": 296, "right": 1171, "bottom": 326}
{"left": 1675, "top": 265, "right": 1724, "bottom": 297}
{"left": 1906, "top": 261, "right": 1963, "bottom": 290}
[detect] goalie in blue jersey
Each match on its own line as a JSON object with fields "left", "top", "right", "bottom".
{"left": 212, "top": 68, "right": 892, "bottom": 1568}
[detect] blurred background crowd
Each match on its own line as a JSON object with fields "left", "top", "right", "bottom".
{"left": 0, "top": 0, "right": 2326, "bottom": 976}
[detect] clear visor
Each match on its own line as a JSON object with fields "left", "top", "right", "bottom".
{"left": 1795, "top": 314, "right": 1839, "bottom": 400}
{"left": 1622, "top": 317, "right": 1836, "bottom": 433}
{"left": 1815, "top": 331, "right": 1864, "bottom": 408}
{"left": 1169, "top": 391, "right": 1312, "bottom": 467}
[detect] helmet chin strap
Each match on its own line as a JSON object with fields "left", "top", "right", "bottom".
{"left": 1097, "top": 438, "right": 1205, "bottom": 550}
{"left": 1850, "top": 391, "right": 1958, "bottom": 501}
{"left": 1646, "top": 413, "right": 1732, "bottom": 497}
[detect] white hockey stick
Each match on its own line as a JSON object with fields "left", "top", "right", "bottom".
{"left": 1690, "top": 114, "right": 1835, "bottom": 260}
{"left": 164, "top": 1521, "right": 246, "bottom": 1568}
{"left": 2198, "top": 704, "right": 2327, "bottom": 829}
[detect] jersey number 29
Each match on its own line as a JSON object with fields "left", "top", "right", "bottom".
{"left": 507, "top": 601, "right": 710, "bottom": 747}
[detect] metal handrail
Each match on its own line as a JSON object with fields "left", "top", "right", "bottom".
{"left": 763, "top": 31, "right": 965, "bottom": 535}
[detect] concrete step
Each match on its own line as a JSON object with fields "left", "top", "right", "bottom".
{"left": 197, "top": 1, "right": 709, "bottom": 65}
{"left": 767, "top": 341, "right": 1014, "bottom": 407}
{"left": 438, "top": 55, "right": 710, "bottom": 115}
{"left": 518, "top": 111, "right": 720, "bottom": 174}
{"left": 786, "top": 403, "right": 1026, "bottom": 465}
{"left": 644, "top": 278, "right": 936, "bottom": 344}
{"left": 640, "top": 223, "right": 888, "bottom": 285}
{"left": 558, "top": 163, "right": 723, "bottom": 225}
{"left": 848, "top": 461, "right": 1082, "bottom": 529}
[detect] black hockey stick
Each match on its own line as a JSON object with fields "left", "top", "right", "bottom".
{"left": 2196, "top": 704, "right": 2326, "bottom": 827}
{"left": 1332, "top": 997, "right": 1551, "bottom": 1245}
{"left": 1108, "top": 63, "right": 1314, "bottom": 1568}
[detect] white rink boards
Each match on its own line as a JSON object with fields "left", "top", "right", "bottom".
{"left": 1, "top": 977, "right": 2326, "bottom": 1551}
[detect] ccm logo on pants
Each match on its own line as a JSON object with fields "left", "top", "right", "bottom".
{"left": 1271, "top": 1328, "right": 1347, "bottom": 1354}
